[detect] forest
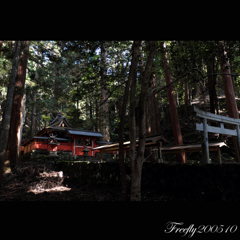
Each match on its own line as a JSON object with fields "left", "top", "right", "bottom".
{"left": 1, "top": 40, "right": 240, "bottom": 201}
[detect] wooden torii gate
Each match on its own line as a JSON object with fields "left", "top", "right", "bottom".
{"left": 194, "top": 106, "right": 240, "bottom": 163}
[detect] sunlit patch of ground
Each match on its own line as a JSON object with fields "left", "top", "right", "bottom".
{"left": 27, "top": 186, "right": 71, "bottom": 194}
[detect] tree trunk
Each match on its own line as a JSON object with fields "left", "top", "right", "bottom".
{"left": 129, "top": 42, "right": 140, "bottom": 201}
{"left": 162, "top": 42, "right": 186, "bottom": 163}
{"left": 195, "top": 81, "right": 200, "bottom": 99}
{"left": 54, "top": 69, "right": 60, "bottom": 112}
{"left": 95, "top": 100, "right": 100, "bottom": 132}
{"left": 0, "top": 40, "right": 3, "bottom": 57}
{"left": 207, "top": 62, "right": 218, "bottom": 114}
{"left": 100, "top": 41, "right": 110, "bottom": 142}
{"left": 150, "top": 74, "right": 160, "bottom": 134}
{"left": 19, "top": 93, "right": 26, "bottom": 152}
{"left": 145, "top": 73, "right": 161, "bottom": 160}
{"left": 0, "top": 41, "right": 21, "bottom": 193}
{"left": 31, "top": 59, "right": 39, "bottom": 138}
{"left": 131, "top": 41, "right": 157, "bottom": 201}
{"left": 185, "top": 80, "right": 189, "bottom": 107}
{"left": 145, "top": 100, "right": 152, "bottom": 160}
{"left": 119, "top": 40, "right": 141, "bottom": 201}
{"left": 6, "top": 41, "right": 30, "bottom": 170}
{"left": 218, "top": 41, "right": 240, "bottom": 162}
{"left": 137, "top": 43, "right": 144, "bottom": 85}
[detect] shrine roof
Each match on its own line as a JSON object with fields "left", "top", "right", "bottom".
{"left": 68, "top": 130, "right": 103, "bottom": 138}
{"left": 35, "top": 114, "right": 104, "bottom": 138}
{"left": 49, "top": 115, "right": 73, "bottom": 128}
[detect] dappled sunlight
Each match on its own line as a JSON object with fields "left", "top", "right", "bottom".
{"left": 0, "top": 162, "right": 73, "bottom": 200}
{"left": 27, "top": 186, "right": 71, "bottom": 195}
{"left": 27, "top": 170, "right": 71, "bottom": 194}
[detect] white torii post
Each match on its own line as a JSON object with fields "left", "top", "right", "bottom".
{"left": 194, "top": 106, "right": 240, "bottom": 163}
{"left": 201, "top": 118, "right": 209, "bottom": 164}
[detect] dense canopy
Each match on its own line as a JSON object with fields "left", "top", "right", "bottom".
{"left": 1, "top": 40, "right": 240, "bottom": 200}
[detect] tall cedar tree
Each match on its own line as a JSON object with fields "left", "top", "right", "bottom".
{"left": 54, "top": 69, "right": 60, "bottom": 112}
{"left": 6, "top": 41, "right": 29, "bottom": 169}
{"left": 0, "top": 41, "right": 3, "bottom": 56}
{"left": 30, "top": 67, "right": 37, "bottom": 138}
{"left": 30, "top": 50, "right": 40, "bottom": 138}
{"left": 150, "top": 74, "right": 161, "bottom": 135}
{"left": 162, "top": 42, "right": 186, "bottom": 163}
{"left": 119, "top": 40, "right": 141, "bottom": 201}
{"left": 0, "top": 41, "right": 21, "bottom": 193}
{"left": 145, "top": 73, "right": 161, "bottom": 160}
{"left": 207, "top": 60, "right": 218, "bottom": 114}
{"left": 130, "top": 41, "right": 157, "bottom": 201}
{"left": 218, "top": 41, "right": 240, "bottom": 162}
{"left": 184, "top": 80, "right": 189, "bottom": 107}
{"left": 100, "top": 41, "right": 110, "bottom": 141}
{"left": 128, "top": 41, "right": 142, "bottom": 200}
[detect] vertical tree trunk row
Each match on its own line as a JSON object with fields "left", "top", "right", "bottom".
{"left": 31, "top": 56, "right": 39, "bottom": 138}
{"left": 218, "top": 41, "right": 240, "bottom": 162}
{"left": 129, "top": 42, "right": 139, "bottom": 201}
{"left": 207, "top": 61, "right": 218, "bottom": 114}
{"left": 100, "top": 41, "right": 110, "bottom": 142}
{"left": 6, "top": 41, "right": 30, "bottom": 170}
{"left": 119, "top": 40, "right": 141, "bottom": 201}
{"left": 145, "top": 73, "right": 161, "bottom": 160}
{"left": 162, "top": 42, "right": 186, "bottom": 163}
{"left": 0, "top": 41, "right": 21, "bottom": 193}
{"left": 0, "top": 40, "right": 3, "bottom": 56}
{"left": 132, "top": 41, "right": 157, "bottom": 201}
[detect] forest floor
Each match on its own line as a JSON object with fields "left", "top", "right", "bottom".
{"left": 1, "top": 100, "right": 238, "bottom": 201}
{"left": 0, "top": 161, "right": 120, "bottom": 201}
{"left": 0, "top": 161, "right": 173, "bottom": 201}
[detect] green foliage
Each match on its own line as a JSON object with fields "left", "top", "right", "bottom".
{"left": 2, "top": 40, "right": 240, "bottom": 145}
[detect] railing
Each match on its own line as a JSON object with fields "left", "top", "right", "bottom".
{"left": 194, "top": 106, "right": 240, "bottom": 163}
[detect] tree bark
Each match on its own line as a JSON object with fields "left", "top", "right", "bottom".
{"left": 131, "top": 41, "right": 157, "bottom": 201}
{"left": 54, "top": 69, "right": 60, "bottom": 112}
{"left": 119, "top": 40, "right": 141, "bottom": 201}
{"left": 31, "top": 58, "right": 39, "bottom": 138}
{"left": 0, "top": 41, "right": 21, "bottom": 193}
{"left": 96, "top": 99, "right": 100, "bottom": 132}
{"left": 6, "top": 41, "right": 30, "bottom": 170}
{"left": 207, "top": 62, "right": 218, "bottom": 114}
{"left": 100, "top": 41, "right": 110, "bottom": 142}
{"left": 19, "top": 93, "right": 26, "bottom": 152}
{"left": 31, "top": 89, "right": 36, "bottom": 138}
{"left": 129, "top": 42, "right": 141, "bottom": 201}
{"left": 151, "top": 74, "right": 161, "bottom": 135}
{"left": 218, "top": 41, "right": 240, "bottom": 162}
{"left": 0, "top": 40, "right": 3, "bottom": 57}
{"left": 145, "top": 73, "right": 161, "bottom": 160}
{"left": 185, "top": 80, "right": 189, "bottom": 107}
{"left": 162, "top": 42, "right": 186, "bottom": 163}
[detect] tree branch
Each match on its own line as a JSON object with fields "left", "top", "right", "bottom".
{"left": 148, "top": 68, "right": 205, "bottom": 97}
{"left": 148, "top": 67, "right": 240, "bottom": 99}
{"left": 208, "top": 73, "right": 240, "bottom": 76}
{"left": 95, "top": 52, "right": 133, "bottom": 109}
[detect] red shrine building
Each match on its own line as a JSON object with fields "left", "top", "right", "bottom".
{"left": 20, "top": 114, "right": 105, "bottom": 157}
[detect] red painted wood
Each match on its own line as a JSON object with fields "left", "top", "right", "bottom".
{"left": 57, "top": 143, "right": 72, "bottom": 151}
{"left": 22, "top": 134, "right": 104, "bottom": 157}
{"left": 35, "top": 141, "right": 48, "bottom": 150}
